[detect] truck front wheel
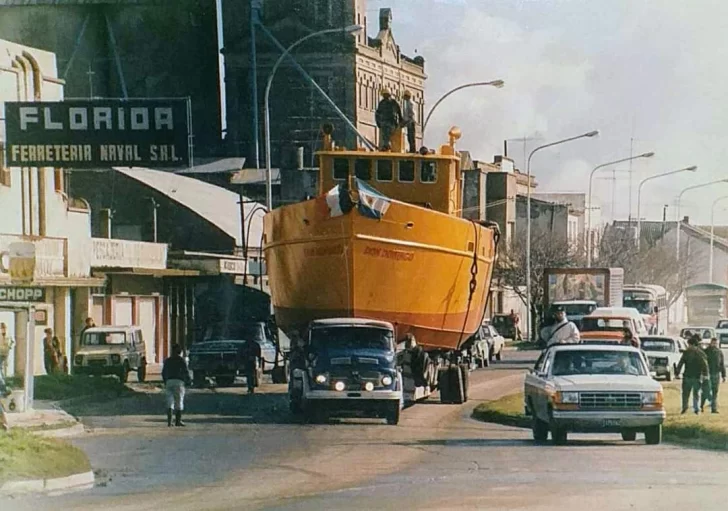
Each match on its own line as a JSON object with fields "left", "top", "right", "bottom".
{"left": 385, "top": 402, "right": 400, "bottom": 425}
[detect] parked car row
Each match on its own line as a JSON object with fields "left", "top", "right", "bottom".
{"left": 461, "top": 323, "right": 506, "bottom": 369}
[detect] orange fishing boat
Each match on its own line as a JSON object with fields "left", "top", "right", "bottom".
{"left": 263, "top": 127, "right": 500, "bottom": 352}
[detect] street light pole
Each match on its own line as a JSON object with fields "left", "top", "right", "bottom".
{"left": 676, "top": 179, "right": 728, "bottom": 260}
{"left": 636, "top": 165, "right": 697, "bottom": 250}
{"left": 422, "top": 80, "right": 504, "bottom": 138}
{"left": 263, "top": 24, "right": 364, "bottom": 210}
{"left": 586, "top": 152, "right": 655, "bottom": 266}
{"left": 709, "top": 196, "right": 728, "bottom": 283}
{"left": 525, "top": 130, "right": 599, "bottom": 341}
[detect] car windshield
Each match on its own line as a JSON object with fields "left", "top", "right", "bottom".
{"left": 717, "top": 321, "right": 728, "bottom": 329}
{"left": 310, "top": 327, "right": 394, "bottom": 351}
{"left": 623, "top": 299, "right": 653, "bottom": 315}
{"left": 203, "top": 323, "right": 266, "bottom": 342}
{"left": 581, "top": 317, "right": 631, "bottom": 332}
{"left": 681, "top": 328, "right": 712, "bottom": 339}
{"left": 83, "top": 332, "right": 126, "bottom": 346}
{"left": 641, "top": 340, "right": 674, "bottom": 352}
{"left": 552, "top": 350, "right": 647, "bottom": 376}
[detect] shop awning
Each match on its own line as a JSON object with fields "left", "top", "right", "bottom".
{"left": 113, "top": 167, "right": 266, "bottom": 249}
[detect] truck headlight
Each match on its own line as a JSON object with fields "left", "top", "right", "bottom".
{"left": 556, "top": 391, "right": 579, "bottom": 404}
{"left": 381, "top": 375, "right": 393, "bottom": 386}
{"left": 314, "top": 374, "right": 328, "bottom": 384}
{"left": 364, "top": 382, "right": 374, "bottom": 391}
{"left": 111, "top": 354, "right": 121, "bottom": 364}
{"left": 642, "top": 391, "right": 663, "bottom": 405}
{"left": 74, "top": 355, "right": 83, "bottom": 365}
{"left": 334, "top": 381, "right": 346, "bottom": 391}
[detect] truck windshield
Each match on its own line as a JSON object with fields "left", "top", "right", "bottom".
{"left": 555, "top": 303, "right": 597, "bottom": 317}
{"left": 203, "top": 323, "right": 265, "bottom": 342}
{"left": 641, "top": 340, "right": 674, "bottom": 352}
{"left": 310, "top": 327, "right": 394, "bottom": 351}
{"left": 552, "top": 350, "right": 647, "bottom": 376}
{"left": 623, "top": 298, "right": 654, "bottom": 315}
{"left": 83, "top": 332, "right": 126, "bottom": 345}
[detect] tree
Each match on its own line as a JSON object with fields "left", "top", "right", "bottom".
{"left": 494, "top": 232, "right": 576, "bottom": 340}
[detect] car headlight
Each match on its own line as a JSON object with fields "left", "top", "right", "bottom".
{"left": 314, "top": 374, "right": 328, "bottom": 384}
{"left": 334, "top": 381, "right": 346, "bottom": 391}
{"left": 110, "top": 354, "right": 121, "bottom": 364}
{"left": 381, "top": 375, "right": 393, "bottom": 386}
{"left": 364, "top": 382, "right": 374, "bottom": 391}
{"left": 556, "top": 391, "right": 579, "bottom": 404}
{"left": 74, "top": 355, "right": 83, "bottom": 365}
{"left": 642, "top": 391, "right": 663, "bottom": 405}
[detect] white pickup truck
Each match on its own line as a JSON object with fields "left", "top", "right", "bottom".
{"left": 524, "top": 344, "right": 665, "bottom": 445}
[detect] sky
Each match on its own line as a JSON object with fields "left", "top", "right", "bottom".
{"left": 366, "top": 0, "right": 728, "bottom": 226}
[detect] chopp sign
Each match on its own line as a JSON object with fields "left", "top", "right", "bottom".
{"left": 0, "top": 287, "right": 45, "bottom": 303}
{"left": 4, "top": 99, "right": 191, "bottom": 168}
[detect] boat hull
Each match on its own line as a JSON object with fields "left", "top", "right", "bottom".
{"left": 263, "top": 197, "right": 497, "bottom": 351}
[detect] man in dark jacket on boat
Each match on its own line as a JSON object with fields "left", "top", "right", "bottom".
{"left": 376, "top": 89, "right": 401, "bottom": 151}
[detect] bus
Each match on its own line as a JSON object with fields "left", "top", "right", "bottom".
{"left": 623, "top": 284, "right": 668, "bottom": 334}
{"left": 685, "top": 283, "right": 728, "bottom": 327}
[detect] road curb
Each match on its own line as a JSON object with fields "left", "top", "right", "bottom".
{"left": 0, "top": 470, "right": 94, "bottom": 496}
{"left": 33, "top": 422, "right": 86, "bottom": 438}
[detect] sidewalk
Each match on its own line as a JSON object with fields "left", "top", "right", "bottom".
{"left": 6, "top": 400, "right": 84, "bottom": 437}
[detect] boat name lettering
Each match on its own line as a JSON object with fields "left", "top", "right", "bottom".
{"left": 363, "top": 246, "right": 414, "bottom": 262}
{"left": 304, "top": 245, "right": 344, "bottom": 257}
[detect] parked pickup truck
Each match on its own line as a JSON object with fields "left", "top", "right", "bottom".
{"left": 640, "top": 335, "right": 683, "bottom": 381}
{"left": 524, "top": 344, "right": 665, "bottom": 445}
{"left": 188, "top": 321, "right": 288, "bottom": 387}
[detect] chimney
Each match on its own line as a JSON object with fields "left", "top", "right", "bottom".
{"left": 379, "top": 8, "right": 392, "bottom": 31}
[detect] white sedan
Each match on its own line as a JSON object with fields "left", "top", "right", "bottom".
{"left": 524, "top": 344, "right": 665, "bottom": 445}
{"left": 640, "top": 336, "right": 682, "bottom": 381}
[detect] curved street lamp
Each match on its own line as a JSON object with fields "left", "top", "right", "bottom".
{"left": 676, "top": 179, "right": 728, "bottom": 259}
{"left": 263, "top": 24, "right": 364, "bottom": 209}
{"left": 525, "top": 129, "right": 599, "bottom": 340}
{"left": 421, "top": 80, "right": 504, "bottom": 138}
{"left": 710, "top": 196, "right": 728, "bottom": 283}
{"left": 636, "top": 165, "right": 697, "bottom": 250}
{"left": 586, "top": 152, "right": 655, "bottom": 266}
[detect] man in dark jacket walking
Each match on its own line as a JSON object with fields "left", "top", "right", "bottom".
{"left": 676, "top": 335, "right": 710, "bottom": 414}
{"left": 240, "top": 338, "right": 262, "bottom": 394}
{"left": 162, "top": 344, "right": 191, "bottom": 427}
{"left": 701, "top": 337, "right": 726, "bottom": 413}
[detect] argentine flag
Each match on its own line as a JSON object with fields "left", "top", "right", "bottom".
{"left": 355, "top": 178, "right": 391, "bottom": 220}
{"left": 324, "top": 183, "right": 353, "bottom": 217}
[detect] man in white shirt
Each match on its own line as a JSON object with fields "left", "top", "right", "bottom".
{"left": 401, "top": 90, "right": 417, "bottom": 153}
{"left": 542, "top": 306, "right": 581, "bottom": 347}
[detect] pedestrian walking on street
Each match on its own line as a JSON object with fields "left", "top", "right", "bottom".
{"left": 43, "top": 328, "right": 61, "bottom": 375}
{"left": 676, "top": 335, "right": 710, "bottom": 414}
{"left": 701, "top": 338, "right": 726, "bottom": 413}
{"left": 162, "top": 344, "right": 191, "bottom": 427}
{"left": 240, "top": 337, "right": 262, "bottom": 394}
{"left": 401, "top": 90, "right": 417, "bottom": 153}
{"left": 375, "top": 89, "right": 402, "bottom": 151}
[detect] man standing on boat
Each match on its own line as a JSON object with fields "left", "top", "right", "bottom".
{"left": 401, "top": 90, "right": 417, "bottom": 153}
{"left": 376, "top": 89, "right": 401, "bottom": 151}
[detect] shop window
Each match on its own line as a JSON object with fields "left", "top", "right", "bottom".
{"left": 376, "top": 160, "right": 393, "bottom": 181}
{"left": 333, "top": 158, "right": 349, "bottom": 180}
{"left": 420, "top": 161, "right": 437, "bottom": 183}
{"left": 399, "top": 160, "right": 415, "bottom": 182}
{"left": 354, "top": 159, "right": 371, "bottom": 180}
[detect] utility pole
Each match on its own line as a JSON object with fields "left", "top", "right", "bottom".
{"left": 249, "top": 0, "right": 262, "bottom": 170}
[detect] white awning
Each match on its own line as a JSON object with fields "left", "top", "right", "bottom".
{"left": 113, "top": 167, "right": 266, "bottom": 248}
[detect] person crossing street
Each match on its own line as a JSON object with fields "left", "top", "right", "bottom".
{"left": 701, "top": 337, "right": 726, "bottom": 413}
{"left": 676, "top": 335, "right": 710, "bottom": 414}
{"left": 162, "top": 344, "right": 191, "bottom": 427}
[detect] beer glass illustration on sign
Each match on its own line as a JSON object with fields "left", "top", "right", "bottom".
{"left": 8, "top": 242, "right": 35, "bottom": 284}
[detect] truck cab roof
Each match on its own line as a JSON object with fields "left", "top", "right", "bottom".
{"left": 309, "top": 318, "right": 395, "bottom": 330}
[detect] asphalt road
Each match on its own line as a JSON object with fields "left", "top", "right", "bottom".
{"left": 6, "top": 349, "right": 728, "bottom": 511}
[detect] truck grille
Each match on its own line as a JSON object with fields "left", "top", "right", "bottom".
{"left": 579, "top": 392, "right": 642, "bottom": 410}
{"left": 88, "top": 359, "right": 107, "bottom": 367}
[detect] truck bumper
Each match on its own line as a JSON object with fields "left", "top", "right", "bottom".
{"left": 551, "top": 410, "right": 666, "bottom": 432}
{"left": 73, "top": 364, "right": 124, "bottom": 376}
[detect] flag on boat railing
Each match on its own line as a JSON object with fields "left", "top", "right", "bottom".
{"left": 355, "top": 178, "right": 391, "bottom": 219}
{"left": 322, "top": 183, "right": 353, "bottom": 218}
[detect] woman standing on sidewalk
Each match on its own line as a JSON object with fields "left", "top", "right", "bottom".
{"left": 162, "top": 344, "right": 191, "bottom": 427}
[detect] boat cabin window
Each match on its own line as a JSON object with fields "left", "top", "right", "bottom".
{"left": 421, "top": 161, "right": 437, "bottom": 183}
{"left": 376, "top": 159, "right": 393, "bottom": 181}
{"left": 355, "top": 158, "right": 372, "bottom": 180}
{"left": 399, "top": 160, "right": 415, "bottom": 182}
{"left": 333, "top": 158, "right": 349, "bottom": 180}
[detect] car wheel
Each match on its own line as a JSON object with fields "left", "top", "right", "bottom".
{"left": 193, "top": 371, "right": 206, "bottom": 388}
{"left": 477, "top": 356, "right": 486, "bottom": 369}
{"left": 437, "top": 367, "right": 451, "bottom": 403}
{"left": 551, "top": 427, "right": 568, "bottom": 445}
{"left": 137, "top": 360, "right": 146, "bottom": 383}
{"left": 532, "top": 415, "right": 549, "bottom": 443}
{"left": 119, "top": 362, "right": 129, "bottom": 383}
{"left": 385, "top": 402, "right": 400, "bottom": 425}
{"left": 665, "top": 367, "right": 673, "bottom": 382}
{"left": 645, "top": 424, "right": 662, "bottom": 445}
{"left": 495, "top": 346, "right": 502, "bottom": 361}
{"left": 621, "top": 429, "right": 637, "bottom": 441}
{"left": 271, "top": 366, "right": 286, "bottom": 384}
{"left": 216, "top": 375, "right": 235, "bottom": 387}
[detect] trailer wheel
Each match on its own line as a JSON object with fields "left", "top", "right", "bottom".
{"left": 459, "top": 364, "right": 470, "bottom": 403}
{"left": 271, "top": 366, "right": 286, "bottom": 384}
{"left": 385, "top": 402, "right": 400, "bottom": 425}
{"left": 437, "top": 367, "right": 451, "bottom": 403}
{"left": 448, "top": 365, "right": 465, "bottom": 404}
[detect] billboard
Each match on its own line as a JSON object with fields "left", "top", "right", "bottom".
{"left": 4, "top": 99, "right": 191, "bottom": 168}
{"left": 548, "top": 273, "right": 606, "bottom": 304}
